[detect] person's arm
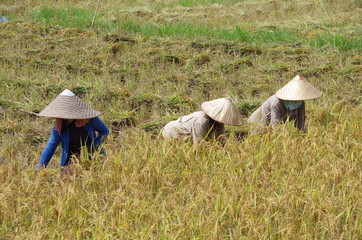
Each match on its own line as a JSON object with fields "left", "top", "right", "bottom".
{"left": 192, "top": 122, "right": 208, "bottom": 142}
{"left": 191, "top": 115, "right": 210, "bottom": 142}
{"left": 270, "top": 103, "right": 283, "bottom": 127}
{"left": 91, "top": 117, "right": 110, "bottom": 146}
{"left": 36, "top": 128, "right": 61, "bottom": 169}
{"left": 295, "top": 102, "right": 306, "bottom": 131}
{"left": 212, "top": 122, "right": 225, "bottom": 139}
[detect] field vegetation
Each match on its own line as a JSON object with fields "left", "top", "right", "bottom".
{"left": 0, "top": 0, "right": 361, "bottom": 239}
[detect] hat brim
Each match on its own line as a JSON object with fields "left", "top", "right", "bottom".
{"left": 201, "top": 97, "right": 244, "bottom": 126}
{"left": 276, "top": 75, "right": 322, "bottom": 100}
{"left": 37, "top": 95, "right": 100, "bottom": 119}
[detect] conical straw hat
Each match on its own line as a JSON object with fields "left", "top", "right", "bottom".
{"left": 201, "top": 97, "right": 243, "bottom": 126}
{"left": 276, "top": 75, "right": 322, "bottom": 101}
{"left": 37, "top": 89, "right": 100, "bottom": 119}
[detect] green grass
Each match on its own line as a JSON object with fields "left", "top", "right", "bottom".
{"left": 310, "top": 32, "right": 362, "bottom": 51}
{"left": 28, "top": 7, "right": 362, "bottom": 51}
{"left": 175, "top": 0, "right": 244, "bottom": 7}
{"left": 30, "top": 6, "right": 113, "bottom": 29}
{"left": 121, "top": 20, "right": 299, "bottom": 44}
{"left": 27, "top": 7, "right": 303, "bottom": 45}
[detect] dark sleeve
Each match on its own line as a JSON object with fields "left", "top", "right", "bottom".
{"left": 191, "top": 114, "right": 210, "bottom": 142}
{"left": 37, "top": 128, "right": 61, "bottom": 169}
{"left": 295, "top": 102, "right": 306, "bottom": 130}
{"left": 270, "top": 102, "right": 283, "bottom": 127}
{"left": 91, "top": 117, "right": 110, "bottom": 146}
{"left": 192, "top": 121, "right": 208, "bottom": 142}
{"left": 210, "top": 122, "right": 225, "bottom": 139}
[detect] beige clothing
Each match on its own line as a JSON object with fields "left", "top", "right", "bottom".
{"left": 248, "top": 95, "right": 305, "bottom": 131}
{"left": 161, "top": 111, "right": 224, "bottom": 142}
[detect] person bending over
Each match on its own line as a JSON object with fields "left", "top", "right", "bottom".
{"left": 248, "top": 75, "right": 321, "bottom": 133}
{"left": 162, "top": 97, "right": 243, "bottom": 142}
{"left": 36, "top": 89, "right": 109, "bottom": 169}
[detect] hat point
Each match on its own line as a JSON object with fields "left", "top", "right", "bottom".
{"left": 60, "top": 89, "right": 75, "bottom": 96}
{"left": 294, "top": 74, "right": 304, "bottom": 80}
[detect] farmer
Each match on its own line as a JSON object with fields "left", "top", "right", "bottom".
{"left": 248, "top": 74, "right": 321, "bottom": 132}
{"left": 36, "top": 89, "right": 109, "bottom": 169}
{"left": 161, "top": 97, "right": 243, "bottom": 142}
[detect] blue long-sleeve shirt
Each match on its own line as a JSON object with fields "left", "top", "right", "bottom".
{"left": 36, "top": 117, "right": 109, "bottom": 169}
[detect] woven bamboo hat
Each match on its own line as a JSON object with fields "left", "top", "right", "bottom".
{"left": 37, "top": 89, "right": 100, "bottom": 119}
{"left": 276, "top": 75, "right": 322, "bottom": 101}
{"left": 201, "top": 97, "right": 243, "bottom": 126}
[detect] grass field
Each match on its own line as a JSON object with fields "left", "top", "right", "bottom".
{"left": 0, "top": 0, "right": 361, "bottom": 239}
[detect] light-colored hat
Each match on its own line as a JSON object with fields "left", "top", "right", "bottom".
{"left": 37, "top": 89, "right": 100, "bottom": 119}
{"left": 276, "top": 75, "right": 322, "bottom": 101}
{"left": 201, "top": 97, "right": 243, "bottom": 126}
